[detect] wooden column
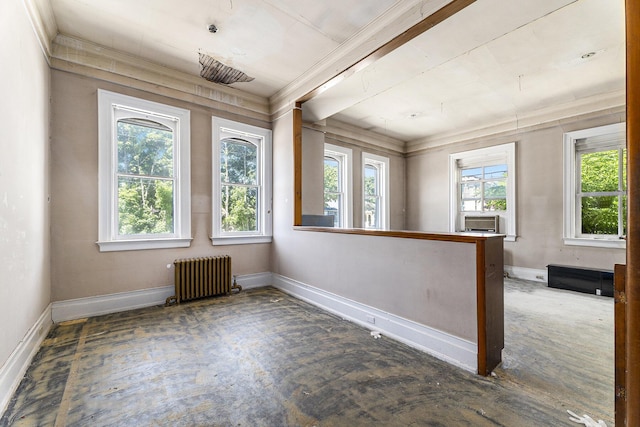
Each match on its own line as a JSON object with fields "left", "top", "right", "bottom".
{"left": 293, "top": 102, "right": 303, "bottom": 226}
{"left": 626, "top": 0, "right": 640, "bottom": 424}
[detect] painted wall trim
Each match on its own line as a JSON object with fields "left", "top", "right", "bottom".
{"left": 51, "top": 286, "right": 174, "bottom": 323}
{"left": 50, "top": 35, "right": 270, "bottom": 121}
{"left": 271, "top": 273, "right": 478, "bottom": 373}
{"left": 505, "top": 265, "right": 547, "bottom": 283}
{"left": 0, "top": 304, "right": 53, "bottom": 415}
{"left": 50, "top": 272, "right": 275, "bottom": 323}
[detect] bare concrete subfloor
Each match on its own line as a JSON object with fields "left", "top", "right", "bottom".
{"left": 1, "top": 278, "right": 613, "bottom": 426}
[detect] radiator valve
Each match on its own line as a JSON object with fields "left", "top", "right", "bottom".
{"left": 231, "top": 275, "right": 242, "bottom": 293}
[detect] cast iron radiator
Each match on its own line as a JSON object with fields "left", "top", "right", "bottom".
{"left": 166, "top": 256, "right": 232, "bottom": 305}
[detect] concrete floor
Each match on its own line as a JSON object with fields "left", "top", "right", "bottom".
{"left": 1, "top": 278, "right": 613, "bottom": 426}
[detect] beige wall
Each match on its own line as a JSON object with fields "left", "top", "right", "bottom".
{"left": 272, "top": 111, "right": 478, "bottom": 343}
{"left": 406, "top": 111, "right": 627, "bottom": 271}
{"left": 0, "top": 0, "right": 51, "bottom": 366}
{"left": 50, "top": 70, "right": 271, "bottom": 301}
{"left": 301, "top": 127, "right": 406, "bottom": 229}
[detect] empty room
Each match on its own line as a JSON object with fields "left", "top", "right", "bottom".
{"left": 1, "top": 0, "right": 638, "bottom": 425}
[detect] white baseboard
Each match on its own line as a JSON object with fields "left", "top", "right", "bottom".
{"left": 0, "top": 304, "right": 53, "bottom": 415}
{"left": 51, "top": 285, "right": 174, "bottom": 323}
{"left": 235, "top": 272, "right": 273, "bottom": 290}
{"left": 504, "top": 265, "right": 547, "bottom": 283}
{"left": 271, "top": 274, "right": 477, "bottom": 373}
{"left": 51, "top": 272, "right": 274, "bottom": 323}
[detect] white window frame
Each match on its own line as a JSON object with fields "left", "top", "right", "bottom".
{"left": 97, "top": 90, "right": 191, "bottom": 252}
{"left": 212, "top": 117, "right": 272, "bottom": 245}
{"left": 563, "top": 122, "right": 626, "bottom": 249}
{"left": 449, "top": 142, "right": 516, "bottom": 241}
{"left": 324, "top": 143, "right": 353, "bottom": 228}
{"left": 362, "top": 152, "right": 390, "bottom": 230}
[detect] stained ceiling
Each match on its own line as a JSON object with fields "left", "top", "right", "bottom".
{"left": 45, "top": 0, "right": 625, "bottom": 145}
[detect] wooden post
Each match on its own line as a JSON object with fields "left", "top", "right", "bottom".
{"left": 614, "top": 264, "right": 626, "bottom": 426}
{"left": 293, "top": 102, "right": 303, "bottom": 226}
{"left": 626, "top": 0, "right": 640, "bottom": 424}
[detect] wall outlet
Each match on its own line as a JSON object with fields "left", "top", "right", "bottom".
{"left": 366, "top": 315, "right": 375, "bottom": 324}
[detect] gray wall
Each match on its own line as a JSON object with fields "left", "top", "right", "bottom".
{"left": 0, "top": 0, "right": 51, "bottom": 371}
{"left": 50, "top": 70, "right": 272, "bottom": 301}
{"left": 406, "top": 111, "right": 627, "bottom": 271}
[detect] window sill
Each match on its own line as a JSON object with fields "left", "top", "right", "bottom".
{"left": 563, "top": 237, "right": 626, "bottom": 249}
{"left": 97, "top": 237, "right": 192, "bottom": 252}
{"left": 210, "top": 235, "right": 272, "bottom": 246}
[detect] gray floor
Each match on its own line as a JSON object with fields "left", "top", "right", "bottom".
{"left": 1, "top": 278, "right": 614, "bottom": 426}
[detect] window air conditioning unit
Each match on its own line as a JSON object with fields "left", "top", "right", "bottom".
{"left": 464, "top": 215, "right": 499, "bottom": 233}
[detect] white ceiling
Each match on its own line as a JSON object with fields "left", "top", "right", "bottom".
{"left": 46, "top": 0, "right": 625, "bottom": 144}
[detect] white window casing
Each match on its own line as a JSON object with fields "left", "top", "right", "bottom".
{"left": 563, "top": 122, "right": 626, "bottom": 249}
{"left": 324, "top": 143, "right": 353, "bottom": 228}
{"left": 449, "top": 142, "right": 516, "bottom": 241}
{"left": 362, "top": 152, "right": 390, "bottom": 230}
{"left": 212, "top": 117, "right": 272, "bottom": 245}
{"left": 97, "top": 90, "right": 191, "bottom": 252}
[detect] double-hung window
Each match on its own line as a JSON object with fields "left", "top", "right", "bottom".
{"left": 212, "top": 117, "right": 272, "bottom": 245}
{"left": 563, "top": 123, "right": 626, "bottom": 248}
{"left": 362, "top": 153, "right": 390, "bottom": 230}
{"left": 449, "top": 143, "right": 516, "bottom": 241}
{"left": 97, "top": 90, "right": 191, "bottom": 252}
{"left": 323, "top": 143, "right": 352, "bottom": 228}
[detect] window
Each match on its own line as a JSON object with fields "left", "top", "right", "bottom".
{"left": 449, "top": 143, "right": 516, "bottom": 241}
{"left": 97, "top": 90, "right": 191, "bottom": 252}
{"left": 212, "top": 117, "right": 272, "bottom": 245}
{"left": 363, "top": 153, "right": 390, "bottom": 229}
{"left": 324, "top": 144, "right": 353, "bottom": 228}
{"left": 563, "top": 123, "right": 626, "bottom": 248}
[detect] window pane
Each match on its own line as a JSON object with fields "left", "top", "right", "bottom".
{"left": 484, "top": 164, "right": 507, "bottom": 179}
{"left": 461, "top": 167, "right": 482, "bottom": 182}
{"left": 461, "top": 182, "right": 481, "bottom": 198}
{"left": 221, "top": 138, "right": 258, "bottom": 186}
{"left": 324, "top": 194, "right": 341, "bottom": 227}
{"left": 324, "top": 157, "right": 340, "bottom": 192}
{"left": 484, "top": 180, "right": 506, "bottom": 198}
{"left": 580, "top": 150, "right": 618, "bottom": 192}
{"left": 118, "top": 176, "right": 173, "bottom": 235}
{"left": 364, "top": 195, "right": 379, "bottom": 228}
{"left": 117, "top": 119, "right": 173, "bottom": 177}
{"left": 221, "top": 185, "right": 258, "bottom": 232}
{"left": 581, "top": 195, "right": 618, "bottom": 235}
{"left": 484, "top": 199, "right": 507, "bottom": 211}
{"left": 461, "top": 200, "right": 482, "bottom": 212}
{"left": 364, "top": 164, "right": 378, "bottom": 196}
{"left": 623, "top": 148, "right": 627, "bottom": 191}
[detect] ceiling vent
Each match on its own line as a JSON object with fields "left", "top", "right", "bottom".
{"left": 199, "top": 53, "right": 254, "bottom": 85}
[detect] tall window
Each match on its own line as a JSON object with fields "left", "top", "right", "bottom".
{"left": 449, "top": 143, "right": 516, "bottom": 241}
{"left": 212, "top": 117, "right": 272, "bottom": 245}
{"left": 98, "top": 90, "right": 191, "bottom": 252}
{"left": 564, "top": 123, "right": 626, "bottom": 248}
{"left": 324, "top": 144, "right": 352, "bottom": 228}
{"left": 363, "top": 153, "right": 390, "bottom": 230}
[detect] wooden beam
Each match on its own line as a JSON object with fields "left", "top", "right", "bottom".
{"left": 626, "top": 0, "right": 640, "bottom": 424}
{"left": 297, "top": 0, "right": 477, "bottom": 104}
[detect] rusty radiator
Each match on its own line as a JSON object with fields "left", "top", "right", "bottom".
{"left": 166, "top": 256, "right": 233, "bottom": 305}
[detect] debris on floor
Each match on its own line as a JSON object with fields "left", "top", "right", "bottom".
{"left": 270, "top": 298, "right": 282, "bottom": 303}
{"left": 370, "top": 331, "right": 381, "bottom": 339}
{"left": 567, "top": 410, "right": 607, "bottom": 426}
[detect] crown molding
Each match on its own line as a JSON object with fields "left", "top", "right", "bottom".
{"left": 405, "top": 90, "right": 626, "bottom": 153}
{"left": 51, "top": 34, "right": 270, "bottom": 120}
{"left": 268, "top": 0, "right": 453, "bottom": 119}
{"left": 305, "top": 118, "right": 406, "bottom": 155}
{"left": 21, "top": 0, "right": 57, "bottom": 59}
